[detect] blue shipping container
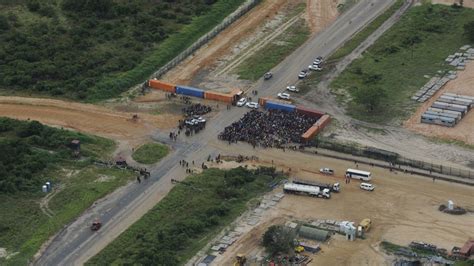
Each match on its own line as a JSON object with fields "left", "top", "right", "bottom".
{"left": 265, "top": 101, "right": 296, "bottom": 112}
{"left": 176, "top": 85, "right": 204, "bottom": 98}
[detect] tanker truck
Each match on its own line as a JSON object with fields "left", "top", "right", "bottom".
{"left": 283, "top": 183, "right": 331, "bottom": 199}
{"left": 292, "top": 179, "right": 340, "bottom": 193}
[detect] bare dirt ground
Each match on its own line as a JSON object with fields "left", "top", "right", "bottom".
{"left": 431, "top": 0, "right": 474, "bottom": 8}
{"left": 0, "top": 96, "right": 179, "bottom": 150}
{"left": 161, "top": 0, "right": 339, "bottom": 91}
{"left": 306, "top": 0, "right": 339, "bottom": 34}
{"left": 207, "top": 147, "right": 474, "bottom": 265}
{"left": 405, "top": 60, "right": 474, "bottom": 145}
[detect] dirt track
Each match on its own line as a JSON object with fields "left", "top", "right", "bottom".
{"left": 0, "top": 96, "right": 178, "bottom": 143}
{"left": 207, "top": 146, "right": 474, "bottom": 265}
{"left": 405, "top": 60, "right": 474, "bottom": 145}
{"left": 431, "top": 0, "right": 474, "bottom": 8}
{"left": 162, "top": 0, "right": 339, "bottom": 87}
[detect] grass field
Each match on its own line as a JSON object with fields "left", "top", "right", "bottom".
{"left": 235, "top": 4, "right": 309, "bottom": 81}
{"left": 329, "top": 0, "right": 403, "bottom": 62}
{"left": 331, "top": 4, "right": 474, "bottom": 123}
{"left": 132, "top": 142, "right": 169, "bottom": 164}
{"left": 87, "top": 167, "right": 283, "bottom": 265}
{"left": 0, "top": 118, "right": 135, "bottom": 265}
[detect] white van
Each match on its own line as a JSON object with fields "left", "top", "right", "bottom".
{"left": 360, "top": 183, "right": 375, "bottom": 191}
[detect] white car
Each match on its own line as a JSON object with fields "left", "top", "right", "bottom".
{"left": 309, "top": 64, "right": 322, "bottom": 71}
{"left": 313, "top": 56, "right": 323, "bottom": 65}
{"left": 286, "top": 86, "right": 299, "bottom": 92}
{"left": 237, "top": 97, "right": 247, "bottom": 107}
{"left": 360, "top": 183, "right": 375, "bottom": 191}
{"left": 277, "top": 92, "right": 290, "bottom": 100}
{"left": 319, "top": 168, "right": 334, "bottom": 175}
{"left": 298, "top": 70, "right": 308, "bottom": 79}
{"left": 245, "top": 102, "right": 259, "bottom": 109}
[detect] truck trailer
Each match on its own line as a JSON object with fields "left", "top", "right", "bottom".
{"left": 292, "top": 179, "right": 340, "bottom": 193}
{"left": 283, "top": 183, "right": 331, "bottom": 199}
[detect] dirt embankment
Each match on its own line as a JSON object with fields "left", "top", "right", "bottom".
{"left": 405, "top": 60, "right": 474, "bottom": 145}
{"left": 0, "top": 96, "right": 178, "bottom": 143}
{"left": 162, "top": 0, "right": 339, "bottom": 87}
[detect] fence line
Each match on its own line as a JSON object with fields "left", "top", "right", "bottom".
{"left": 150, "top": 0, "right": 262, "bottom": 80}
{"left": 313, "top": 139, "right": 473, "bottom": 180}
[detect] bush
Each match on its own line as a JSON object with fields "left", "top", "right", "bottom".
{"left": 262, "top": 225, "right": 296, "bottom": 255}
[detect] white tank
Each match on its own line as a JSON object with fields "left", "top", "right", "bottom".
{"left": 448, "top": 200, "right": 454, "bottom": 210}
{"left": 42, "top": 185, "right": 48, "bottom": 193}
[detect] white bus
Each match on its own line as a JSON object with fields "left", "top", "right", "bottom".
{"left": 346, "top": 169, "right": 371, "bottom": 181}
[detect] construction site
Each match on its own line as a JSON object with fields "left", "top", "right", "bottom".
{"left": 0, "top": 0, "right": 473, "bottom": 266}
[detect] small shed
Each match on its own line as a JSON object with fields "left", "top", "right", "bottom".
{"left": 298, "top": 226, "right": 330, "bottom": 242}
{"left": 70, "top": 139, "right": 81, "bottom": 150}
{"left": 460, "top": 238, "right": 474, "bottom": 257}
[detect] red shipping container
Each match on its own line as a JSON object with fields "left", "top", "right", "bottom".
{"left": 301, "top": 115, "right": 331, "bottom": 141}
{"left": 204, "top": 91, "right": 234, "bottom": 103}
{"left": 296, "top": 105, "right": 325, "bottom": 118}
{"left": 149, "top": 79, "right": 176, "bottom": 93}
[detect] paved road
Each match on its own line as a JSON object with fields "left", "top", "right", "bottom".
{"left": 34, "top": 1, "right": 398, "bottom": 265}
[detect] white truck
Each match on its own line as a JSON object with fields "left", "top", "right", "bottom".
{"left": 293, "top": 179, "right": 340, "bottom": 193}
{"left": 283, "top": 183, "right": 331, "bottom": 199}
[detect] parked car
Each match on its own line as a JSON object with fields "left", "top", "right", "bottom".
{"left": 245, "top": 102, "right": 259, "bottom": 109}
{"left": 237, "top": 97, "right": 247, "bottom": 107}
{"left": 309, "top": 64, "right": 322, "bottom": 71}
{"left": 313, "top": 56, "right": 323, "bottom": 64}
{"left": 319, "top": 168, "right": 334, "bottom": 175}
{"left": 360, "top": 182, "right": 375, "bottom": 191}
{"left": 298, "top": 70, "right": 308, "bottom": 79}
{"left": 286, "top": 85, "right": 299, "bottom": 92}
{"left": 277, "top": 92, "right": 290, "bottom": 100}
{"left": 264, "top": 72, "right": 273, "bottom": 80}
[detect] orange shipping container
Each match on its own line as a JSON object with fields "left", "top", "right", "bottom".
{"left": 301, "top": 115, "right": 331, "bottom": 141}
{"left": 204, "top": 91, "right": 234, "bottom": 103}
{"left": 149, "top": 79, "right": 176, "bottom": 93}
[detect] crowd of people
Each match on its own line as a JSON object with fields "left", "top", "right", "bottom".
{"left": 182, "top": 103, "right": 212, "bottom": 117}
{"left": 218, "top": 110, "right": 318, "bottom": 148}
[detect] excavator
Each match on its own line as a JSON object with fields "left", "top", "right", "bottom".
{"left": 234, "top": 254, "right": 246, "bottom": 266}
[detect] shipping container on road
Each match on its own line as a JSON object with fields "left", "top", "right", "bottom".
{"left": 148, "top": 79, "right": 176, "bottom": 93}
{"left": 204, "top": 91, "right": 234, "bottom": 103}
{"left": 176, "top": 85, "right": 205, "bottom": 98}
{"left": 265, "top": 101, "right": 296, "bottom": 112}
{"left": 296, "top": 105, "right": 325, "bottom": 118}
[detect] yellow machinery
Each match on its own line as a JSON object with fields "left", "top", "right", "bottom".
{"left": 295, "top": 245, "right": 305, "bottom": 253}
{"left": 359, "top": 218, "right": 372, "bottom": 232}
{"left": 234, "top": 254, "right": 246, "bottom": 266}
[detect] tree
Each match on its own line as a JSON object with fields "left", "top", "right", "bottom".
{"left": 352, "top": 86, "right": 387, "bottom": 112}
{"left": 262, "top": 225, "right": 296, "bottom": 255}
{"left": 464, "top": 21, "right": 474, "bottom": 43}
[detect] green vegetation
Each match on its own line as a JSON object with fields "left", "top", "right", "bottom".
{"left": 236, "top": 5, "right": 309, "bottom": 81}
{"left": 262, "top": 225, "right": 296, "bottom": 255}
{"left": 428, "top": 136, "right": 474, "bottom": 151}
{"left": 88, "top": 167, "right": 283, "bottom": 265}
{"left": 455, "top": 260, "right": 474, "bottom": 266}
{"left": 0, "top": 0, "right": 245, "bottom": 101}
{"left": 331, "top": 4, "right": 474, "bottom": 123}
{"left": 0, "top": 118, "right": 134, "bottom": 265}
{"left": 329, "top": 0, "right": 404, "bottom": 61}
{"left": 132, "top": 142, "right": 169, "bottom": 164}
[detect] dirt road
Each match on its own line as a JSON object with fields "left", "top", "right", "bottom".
{"left": 432, "top": 0, "right": 474, "bottom": 8}
{"left": 306, "top": 0, "right": 339, "bottom": 34}
{"left": 0, "top": 96, "right": 177, "bottom": 141}
{"left": 208, "top": 146, "right": 474, "bottom": 265}
{"left": 405, "top": 60, "right": 474, "bottom": 145}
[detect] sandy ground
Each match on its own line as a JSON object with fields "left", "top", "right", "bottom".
{"left": 0, "top": 96, "right": 179, "bottom": 146}
{"left": 204, "top": 146, "right": 474, "bottom": 265}
{"left": 405, "top": 60, "right": 474, "bottom": 145}
{"left": 162, "top": 0, "right": 339, "bottom": 88}
{"left": 431, "top": 0, "right": 474, "bottom": 8}
{"left": 306, "top": 0, "right": 339, "bottom": 34}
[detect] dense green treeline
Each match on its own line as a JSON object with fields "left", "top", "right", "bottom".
{"left": 0, "top": 0, "right": 242, "bottom": 100}
{"left": 88, "top": 167, "right": 282, "bottom": 265}
{"left": 0, "top": 117, "right": 112, "bottom": 193}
